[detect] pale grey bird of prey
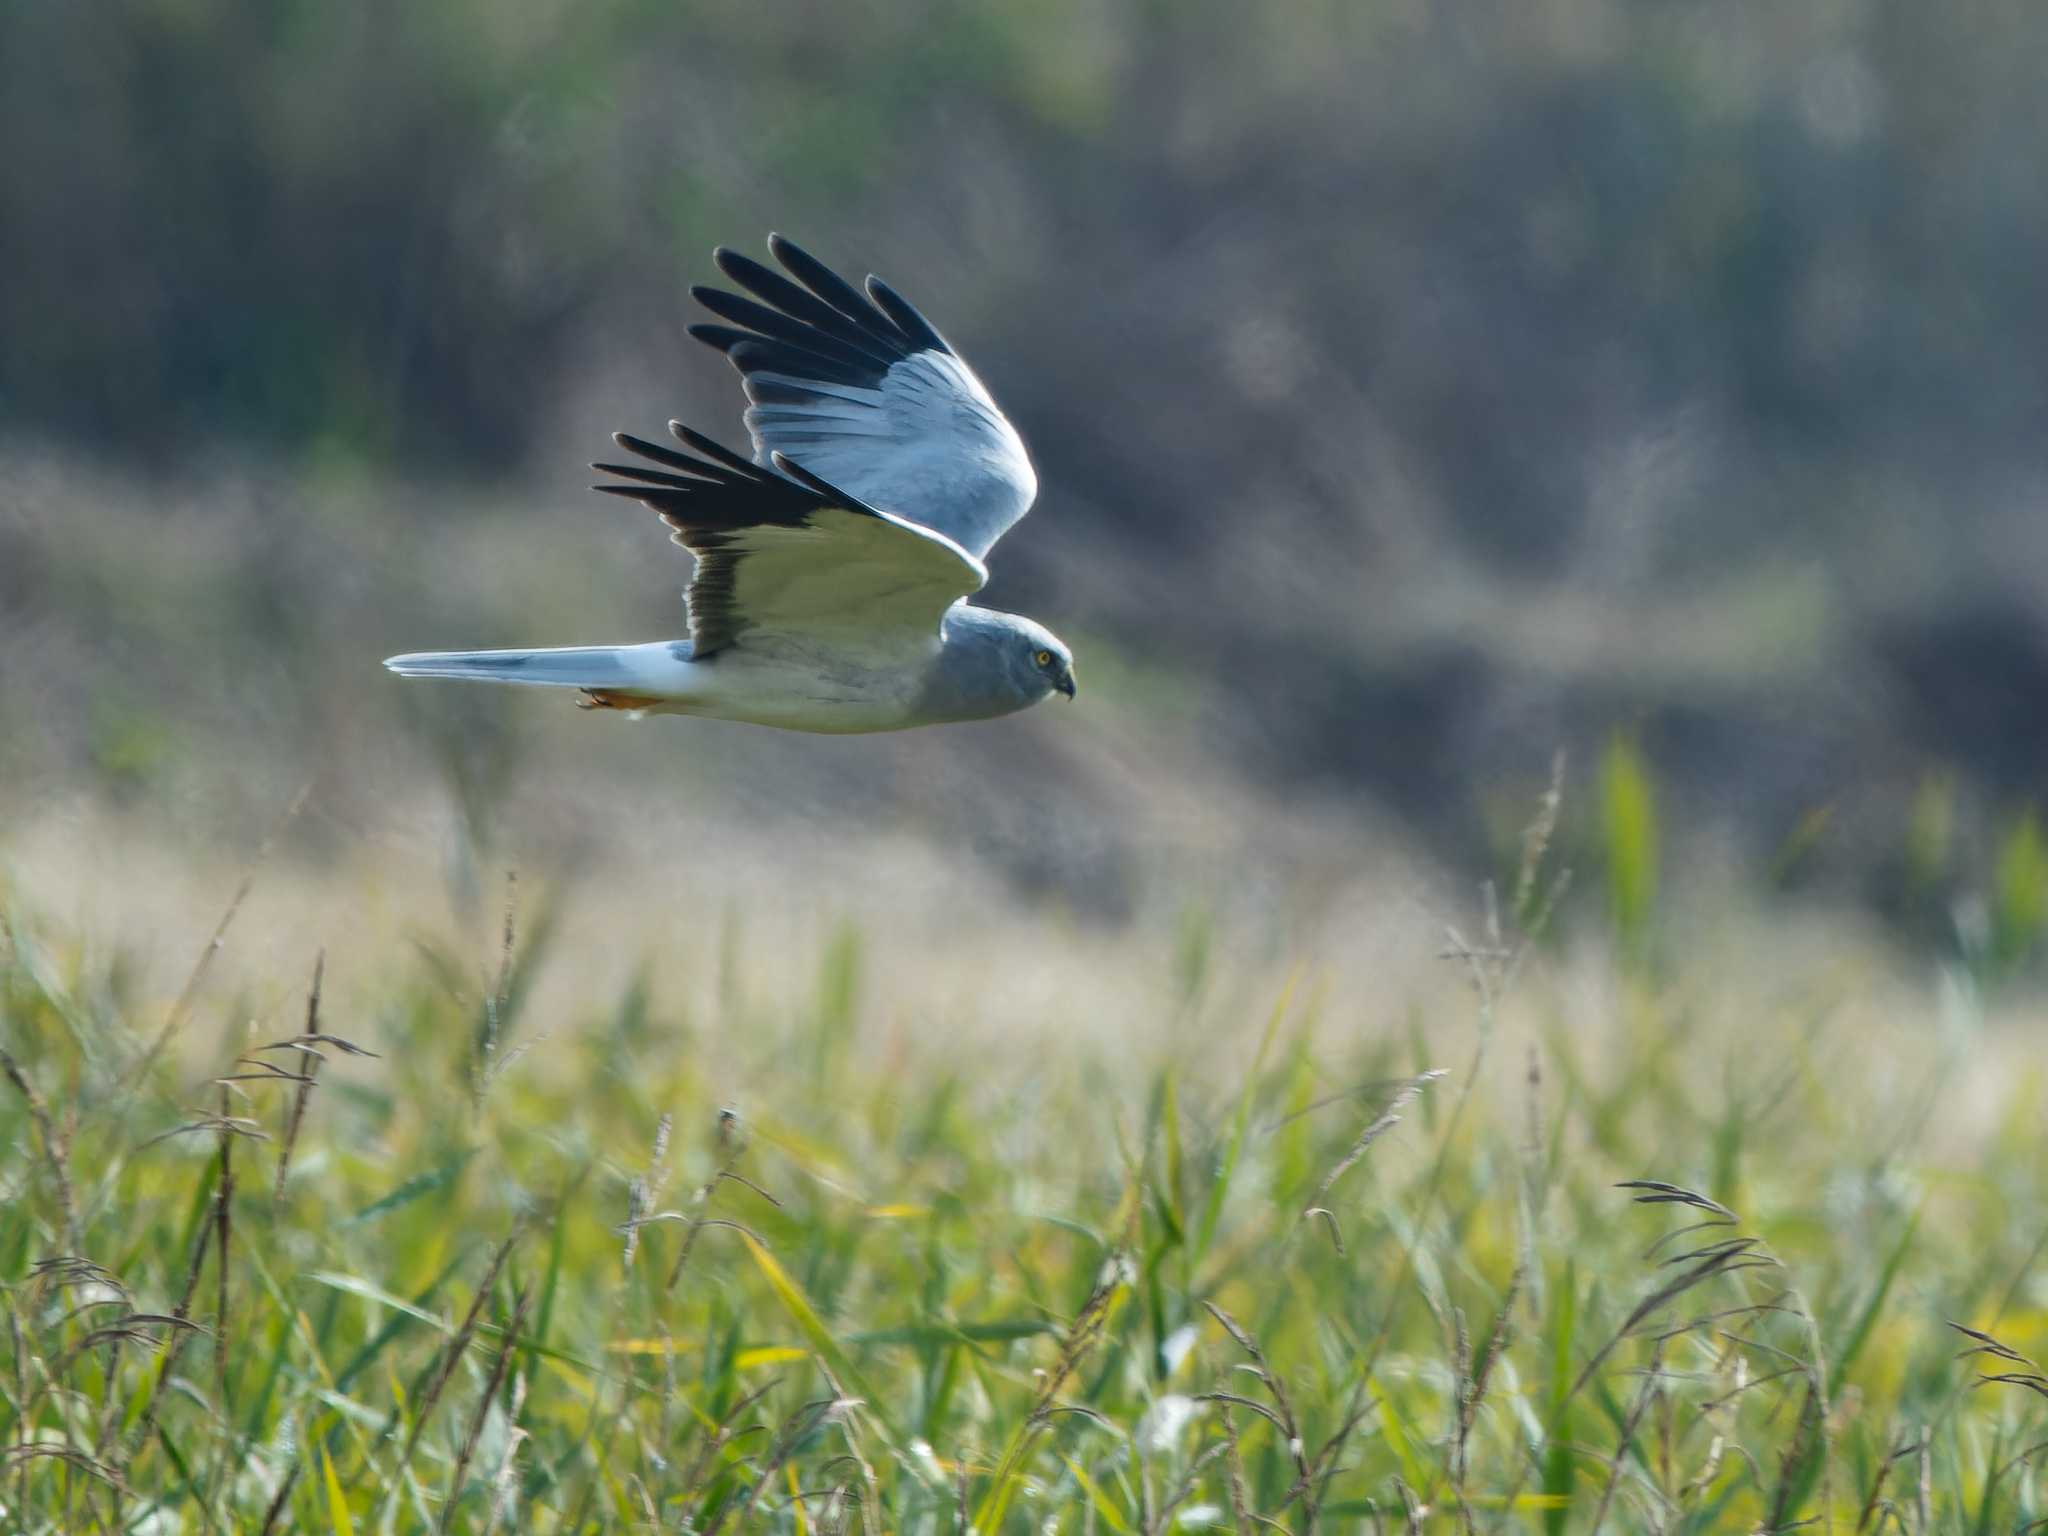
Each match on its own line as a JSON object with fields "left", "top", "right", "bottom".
{"left": 384, "top": 235, "right": 1075, "bottom": 732}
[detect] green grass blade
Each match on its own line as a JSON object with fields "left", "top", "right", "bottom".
{"left": 1193, "top": 974, "right": 1293, "bottom": 1263}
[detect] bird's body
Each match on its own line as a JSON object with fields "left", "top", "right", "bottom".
{"left": 385, "top": 235, "right": 1076, "bottom": 732}
{"left": 388, "top": 604, "right": 1064, "bottom": 733}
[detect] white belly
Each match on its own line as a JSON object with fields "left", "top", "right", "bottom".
{"left": 636, "top": 639, "right": 935, "bottom": 735}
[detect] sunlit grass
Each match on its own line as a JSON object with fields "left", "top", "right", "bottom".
{"left": 4, "top": 789, "right": 2048, "bottom": 1533}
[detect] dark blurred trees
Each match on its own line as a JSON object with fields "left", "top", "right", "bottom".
{"left": 4, "top": 0, "right": 2046, "bottom": 885}
{"left": 10, "top": 2, "right": 2043, "bottom": 501}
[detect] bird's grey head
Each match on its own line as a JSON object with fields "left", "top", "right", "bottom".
{"left": 924, "top": 606, "right": 1077, "bottom": 722}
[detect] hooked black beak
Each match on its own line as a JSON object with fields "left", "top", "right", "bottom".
{"left": 1055, "top": 669, "right": 1076, "bottom": 700}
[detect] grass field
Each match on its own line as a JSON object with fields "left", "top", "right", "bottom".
{"left": 4, "top": 774, "right": 2048, "bottom": 1534}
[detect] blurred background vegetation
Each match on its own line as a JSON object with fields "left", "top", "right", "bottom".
{"left": 3, "top": 0, "right": 2046, "bottom": 968}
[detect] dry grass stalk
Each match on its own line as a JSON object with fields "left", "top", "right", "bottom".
{"left": 1201, "top": 1302, "right": 1318, "bottom": 1530}
{"left": 705, "top": 1394, "right": 844, "bottom": 1536}
{"left": 1853, "top": 1436, "right": 1922, "bottom": 1534}
{"left": 666, "top": 1108, "right": 764, "bottom": 1291}
{"left": 1142, "top": 1440, "right": 1230, "bottom": 1536}
{"left": 1444, "top": 1259, "right": 1526, "bottom": 1525}
{"left": 675, "top": 1375, "right": 782, "bottom": 1517}
{"left": 1588, "top": 1344, "right": 1668, "bottom": 1534}
{"left": 28, "top": 1314, "right": 199, "bottom": 1418}
{"left": 974, "top": 1256, "right": 1129, "bottom": 1528}
{"left": 1570, "top": 1186, "right": 1780, "bottom": 1400}
{"left": 1763, "top": 1380, "right": 1827, "bottom": 1531}
{"left": 1352, "top": 776, "right": 1569, "bottom": 1423}
{"left": 440, "top": 1281, "right": 532, "bottom": 1535}
{"left": 273, "top": 952, "right": 325, "bottom": 1199}
{"left": 1, "top": 1443, "right": 131, "bottom": 1498}
{"left": 1033, "top": 1260, "right": 1125, "bottom": 1428}
{"left": 792, "top": 1450, "right": 867, "bottom": 1535}
{"left": 10, "top": 1299, "right": 30, "bottom": 1521}
{"left": 1218, "top": 1406, "right": 1260, "bottom": 1536}
{"left": 129, "top": 780, "right": 311, "bottom": 1086}
{"left": 1513, "top": 751, "right": 1567, "bottom": 919}
{"left": 135, "top": 1112, "right": 269, "bottom": 1153}
{"left": 1300, "top": 1070, "right": 1445, "bottom": 1253}
{"left": 814, "top": 1481, "right": 852, "bottom": 1536}
{"left": 213, "top": 1084, "right": 234, "bottom": 1415}
{"left": 256, "top": 1452, "right": 302, "bottom": 1536}
{"left": 257, "top": 999, "right": 382, "bottom": 1199}
{"left": 1489, "top": 1182, "right": 1808, "bottom": 1526}
{"left": 1, "top": 1046, "right": 78, "bottom": 1253}
{"left": 473, "top": 869, "right": 518, "bottom": 1100}
{"left": 1283, "top": 1394, "right": 1380, "bottom": 1521}
{"left": 1915, "top": 1429, "right": 1931, "bottom": 1530}
{"left": 17, "top": 1257, "right": 192, "bottom": 1524}
{"left": 812, "top": 1357, "right": 882, "bottom": 1524}
{"left": 133, "top": 1168, "right": 219, "bottom": 1452}
{"left": 1523, "top": 1040, "right": 1547, "bottom": 1211}
{"left": 1394, "top": 1475, "right": 1425, "bottom": 1531}
{"left": 576, "top": 1118, "right": 765, "bottom": 1536}
{"left": 481, "top": 1367, "right": 531, "bottom": 1536}
{"left": 402, "top": 1228, "right": 522, "bottom": 1471}
{"left": 621, "top": 1111, "right": 673, "bottom": 1275}
{"left": 1950, "top": 1320, "right": 2048, "bottom": 1399}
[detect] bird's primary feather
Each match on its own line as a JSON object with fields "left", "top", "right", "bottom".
{"left": 687, "top": 235, "right": 1038, "bottom": 560}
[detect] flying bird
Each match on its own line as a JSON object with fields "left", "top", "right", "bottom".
{"left": 384, "top": 235, "right": 1075, "bottom": 732}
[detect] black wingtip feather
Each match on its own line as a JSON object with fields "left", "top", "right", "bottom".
{"left": 668, "top": 422, "right": 760, "bottom": 475}
{"left": 688, "top": 322, "right": 749, "bottom": 354}
{"left": 691, "top": 237, "right": 960, "bottom": 407}
{"left": 714, "top": 246, "right": 903, "bottom": 358}
{"left": 691, "top": 285, "right": 893, "bottom": 373}
{"left": 713, "top": 249, "right": 803, "bottom": 313}
{"left": 607, "top": 430, "right": 731, "bottom": 480}
{"left": 592, "top": 461, "right": 705, "bottom": 490}
{"left": 769, "top": 450, "right": 878, "bottom": 514}
{"left": 767, "top": 233, "right": 902, "bottom": 339}
{"left": 727, "top": 337, "right": 878, "bottom": 389}
{"left": 864, "top": 275, "right": 949, "bottom": 354}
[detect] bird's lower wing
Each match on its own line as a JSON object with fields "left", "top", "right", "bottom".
{"left": 593, "top": 427, "right": 987, "bottom": 657}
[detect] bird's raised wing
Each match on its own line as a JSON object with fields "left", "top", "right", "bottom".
{"left": 687, "top": 235, "right": 1038, "bottom": 561}
{"left": 593, "top": 424, "right": 987, "bottom": 659}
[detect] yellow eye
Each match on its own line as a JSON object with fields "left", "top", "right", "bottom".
{"left": 1033, "top": 649, "right": 1055, "bottom": 668}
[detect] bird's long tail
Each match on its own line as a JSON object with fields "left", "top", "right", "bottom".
{"left": 383, "top": 645, "right": 651, "bottom": 689}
